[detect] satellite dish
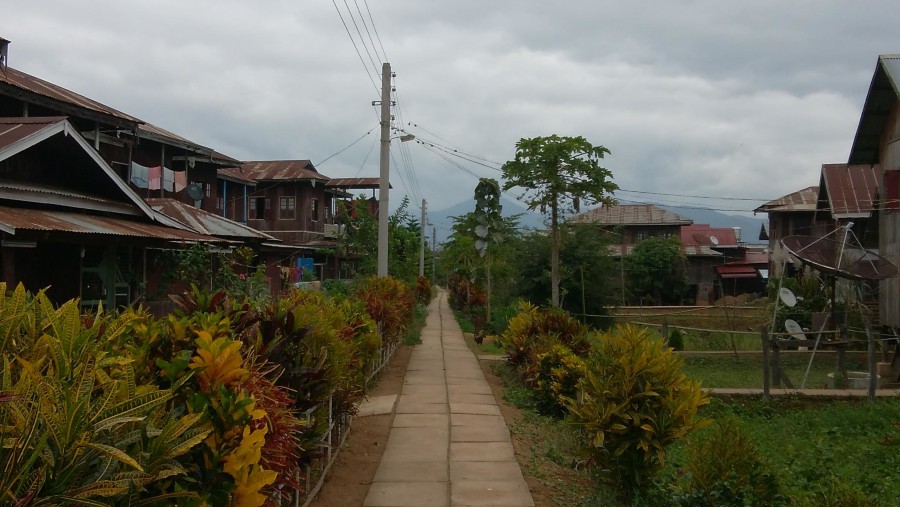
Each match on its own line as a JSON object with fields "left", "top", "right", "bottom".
{"left": 778, "top": 288, "right": 797, "bottom": 308}
{"left": 475, "top": 225, "right": 489, "bottom": 238}
{"left": 784, "top": 319, "right": 806, "bottom": 341}
{"left": 186, "top": 183, "right": 204, "bottom": 201}
{"left": 709, "top": 235, "right": 719, "bottom": 246}
{"left": 782, "top": 234, "right": 898, "bottom": 281}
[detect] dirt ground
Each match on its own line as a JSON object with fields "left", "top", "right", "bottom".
{"left": 308, "top": 335, "right": 562, "bottom": 507}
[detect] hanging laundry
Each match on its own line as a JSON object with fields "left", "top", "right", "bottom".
{"left": 163, "top": 167, "right": 176, "bottom": 192}
{"left": 148, "top": 166, "right": 162, "bottom": 190}
{"left": 174, "top": 170, "right": 188, "bottom": 192}
{"left": 130, "top": 162, "right": 149, "bottom": 189}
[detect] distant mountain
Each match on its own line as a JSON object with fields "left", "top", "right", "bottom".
{"left": 660, "top": 206, "right": 767, "bottom": 244}
{"left": 429, "top": 201, "right": 768, "bottom": 245}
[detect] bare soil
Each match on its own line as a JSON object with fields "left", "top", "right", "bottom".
{"left": 308, "top": 344, "right": 412, "bottom": 507}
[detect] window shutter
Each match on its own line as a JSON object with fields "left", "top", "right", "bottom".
{"left": 264, "top": 198, "right": 273, "bottom": 220}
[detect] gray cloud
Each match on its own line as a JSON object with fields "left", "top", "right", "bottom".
{"left": 5, "top": 0, "right": 898, "bottom": 217}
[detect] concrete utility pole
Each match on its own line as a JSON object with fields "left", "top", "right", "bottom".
{"left": 419, "top": 199, "right": 427, "bottom": 277}
{"left": 432, "top": 226, "right": 437, "bottom": 286}
{"left": 377, "top": 62, "right": 392, "bottom": 277}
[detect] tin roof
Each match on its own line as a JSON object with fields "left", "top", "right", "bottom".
{"left": 217, "top": 167, "right": 257, "bottom": 186}
{"left": 754, "top": 186, "right": 819, "bottom": 213}
{"left": 0, "top": 205, "right": 216, "bottom": 242}
{"left": 570, "top": 204, "right": 693, "bottom": 226}
{"left": 849, "top": 55, "right": 900, "bottom": 165}
{"left": 325, "top": 177, "right": 384, "bottom": 189}
{"left": 0, "top": 117, "right": 158, "bottom": 220}
{"left": 0, "top": 66, "right": 141, "bottom": 126}
{"left": 145, "top": 198, "right": 274, "bottom": 241}
{"left": 716, "top": 265, "right": 759, "bottom": 279}
{"left": 818, "top": 164, "right": 880, "bottom": 219}
{"left": 681, "top": 224, "right": 738, "bottom": 248}
{"left": 240, "top": 160, "right": 329, "bottom": 182}
{"left": 0, "top": 181, "right": 141, "bottom": 216}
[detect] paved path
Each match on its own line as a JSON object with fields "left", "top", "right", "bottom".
{"left": 364, "top": 290, "right": 535, "bottom": 507}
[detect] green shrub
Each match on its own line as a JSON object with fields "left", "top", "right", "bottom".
{"left": 564, "top": 324, "right": 710, "bottom": 500}
{"left": 668, "top": 328, "right": 685, "bottom": 351}
{"left": 500, "top": 301, "right": 589, "bottom": 369}
{"left": 354, "top": 276, "right": 415, "bottom": 345}
{"left": 531, "top": 342, "right": 585, "bottom": 417}
{"left": 415, "top": 276, "right": 432, "bottom": 305}
{"left": 672, "top": 417, "right": 784, "bottom": 506}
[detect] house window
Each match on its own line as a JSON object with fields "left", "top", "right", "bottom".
{"left": 216, "top": 197, "right": 223, "bottom": 210}
{"left": 311, "top": 198, "right": 319, "bottom": 222}
{"left": 280, "top": 196, "right": 296, "bottom": 219}
{"left": 253, "top": 197, "right": 266, "bottom": 219}
{"left": 205, "top": 183, "right": 211, "bottom": 197}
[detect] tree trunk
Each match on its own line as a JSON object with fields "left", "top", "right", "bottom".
{"left": 551, "top": 194, "right": 560, "bottom": 307}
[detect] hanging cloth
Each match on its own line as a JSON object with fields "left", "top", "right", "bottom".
{"left": 174, "top": 170, "right": 188, "bottom": 192}
{"left": 130, "top": 162, "right": 149, "bottom": 189}
{"left": 148, "top": 166, "right": 162, "bottom": 190}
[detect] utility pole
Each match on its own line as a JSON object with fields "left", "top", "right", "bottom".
{"left": 432, "top": 226, "right": 436, "bottom": 286}
{"left": 419, "top": 199, "right": 427, "bottom": 277}
{"left": 377, "top": 62, "right": 392, "bottom": 277}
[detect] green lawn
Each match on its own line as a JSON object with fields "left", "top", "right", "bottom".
{"left": 681, "top": 353, "right": 866, "bottom": 389}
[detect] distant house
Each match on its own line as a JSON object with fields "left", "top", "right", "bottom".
{"left": 753, "top": 186, "right": 827, "bottom": 277}
{"left": 846, "top": 54, "right": 900, "bottom": 328}
{"left": 569, "top": 204, "right": 693, "bottom": 255}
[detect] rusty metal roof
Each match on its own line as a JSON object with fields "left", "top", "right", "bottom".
{"left": 0, "top": 116, "right": 68, "bottom": 155}
{"left": 849, "top": 55, "right": 900, "bottom": 165}
{"left": 0, "top": 66, "right": 141, "bottom": 125}
{"left": 570, "top": 204, "right": 693, "bottom": 226}
{"left": 325, "top": 177, "right": 385, "bottom": 189}
{"left": 0, "top": 205, "right": 217, "bottom": 242}
{"left": 0, "top": 181, "right": 141, "bottom": 216}
{"left": 681, "top": 224, "right": 738, "bottom": 248}
{"left": 818, "top": 164, "right": 880, "bottom": 219}
{"left": 217, "top": 167, "right": 257, "bottom": 186}
{"left": 145, "top": 198, "right": 274, "bottom": 241}
{"left": 754, "top": 186, "right": 819, "bottom": 213}
{"left": 240, "top": 160, "right": 329, "bottom": 182}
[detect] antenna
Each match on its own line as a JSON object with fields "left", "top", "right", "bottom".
{"left": 782, "top": 233, "right": 898, "bottom": 281}
{"left": 778, "top": 287, "right": 797, "bottom": 308}
{"left": 186, "top": 183, "right": 204, "bottom": 206}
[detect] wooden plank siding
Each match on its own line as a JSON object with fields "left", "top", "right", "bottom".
{"left": 879, "top": 103, "right": 900, "bottom": 327}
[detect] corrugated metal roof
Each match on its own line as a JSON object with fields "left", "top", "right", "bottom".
{"left": 240, "top": 160, "right": 329, "bottom": 182}
{"left": 0, "top": 66, "right": 141, "bottom": 125}
{"left": 145, "top": 198, "right": 274, "bottom": 241}
{"left": 325, "top": 177, "right": 384, "bottom": 189}
{"left": 0, "top": 205, "right": 217, "bottom": 242}
{"left": 217, "top": 167, "right": 257, "bottom": 186}
{"left": 0, "top": 182, "right": 140, "bottom": 216}
{"left": 681, "top": 224, "right": 738, "bottom": 248}
{"left": 849, "top": 55, "right": 900, "bottom": 164}
{"left": 818, "top": 164, "right": 880, "bottom": 218}
{"left": 754, "top": 186, "right": 819, "bottom": 213}
{"left": 570, "top": 204, "right": 693, "bottom": 226}
{"left": 0, "top": 116, "right": 67, "bottom": 153}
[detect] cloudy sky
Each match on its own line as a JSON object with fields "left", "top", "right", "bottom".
{"left": 6, "top": 1, "right": 899, "bottom": 219}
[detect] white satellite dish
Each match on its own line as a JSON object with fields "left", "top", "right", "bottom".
{"left": 784, "top": 319, "right": 806, "bottom": 341}
{"left": 186, "top": 183, "right": 204, "bottom": 201}
{"left": 709, "top": 235, "right": 719, "bottom": 246}
{"left": 778, "top": 287, "right": 797, "bottom": 308}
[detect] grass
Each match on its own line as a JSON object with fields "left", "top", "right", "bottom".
{"left": 660, "top": 396, "right": 900, "bottom": 505}
{"left": 478, "top": 339, "right": 505, "bottom": 355}
{"left": 681, "top": 352, "right": 867, "bottom": 389}
{"left": 403, "top": 303, "right": 428, "bottom": 345}
{"left": 454, "top": 310, "right": 475, "bottom": 334}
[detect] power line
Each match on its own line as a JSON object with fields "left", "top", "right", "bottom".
{"left": 353, "top": 135, "right": 378, "bottom": 177}
{"left": 353, "top": 0, "right": 384, "bottom": 63}
{"left": 315, "top": 125, "right": 378, "bottom": 166}
{"left": 341, "top": 0, "right": 381, "bottom": 75}
{"left": 362, "top": 0, "right": 389, "bottom": 63}
{"left": 331, "top": 0, "right": 380, "bottom": 96}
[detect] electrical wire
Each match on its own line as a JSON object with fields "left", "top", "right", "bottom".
{"left": 331, "top": 0, "right": 380, "bottom": 96}
{"left": 353, "top": 0, "right": 384, "bottom": 64}
{"left": 341, "top": 0, "right": 381, "bottom": 76}
{"left": 315, "top": 125, "right": 379, "bottom": 166}
{"left": 362, "top": 0, "right": 389, "bottom": 62}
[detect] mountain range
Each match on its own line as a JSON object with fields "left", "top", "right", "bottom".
{"left": 428, "top": 199, "right": 767, "bottom": 245}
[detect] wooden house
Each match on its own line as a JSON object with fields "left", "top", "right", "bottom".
{"left": 753, "top": 186, "right": 831, "bottom": 277}
{"left": 847, "top": 54, "right": 900, "bottom": 329}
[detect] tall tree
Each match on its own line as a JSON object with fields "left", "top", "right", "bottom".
{"left": 501, "top": 135, "right": 616, "bottom": 307}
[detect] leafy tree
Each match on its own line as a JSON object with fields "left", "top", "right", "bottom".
{"left": 501, "top": 135, "right": 616, "bottom": 307}
{"left": 337, "top": 195, "right": 421, "bottom": 282}
{"left": 509, "top": 223, "right": 618, "bottom": 327}
{"left": 624, "top": 235, "right": 689, "bottom": 305}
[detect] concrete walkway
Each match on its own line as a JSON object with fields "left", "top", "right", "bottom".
{"left": 364, "top": 291, "right": 535, "bottom": 507}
